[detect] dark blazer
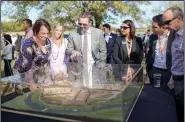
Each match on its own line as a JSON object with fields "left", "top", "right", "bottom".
{"left": 104, "top": 33, "right": 117, "bottom": 63}
{"left": 113, "top": 36, "right": 143, "bottom": 64}
{"left": 146, "top": 30, "right": 175, "bottom": 73}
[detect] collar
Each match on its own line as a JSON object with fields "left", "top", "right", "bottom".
{"left": 25, "top": 27, "right": 32, "bottom": 33}
{"left": 176, "top": 28, "right": 184, "bottom": 37}
{"left": 167, "top": 31, "right": 170, "bottom": 36}
{"left": 158, "top": 31, "right": 170, "bottom": 39}
{"left": 86, "top": 27, "right": 91, "bottom": 34}
{"left": 105, "top": 32, "right": 111, "bottom": 36}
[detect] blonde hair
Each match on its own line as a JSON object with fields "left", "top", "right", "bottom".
{"left": 53, "top": 24, "right": 64, "bottom": 45}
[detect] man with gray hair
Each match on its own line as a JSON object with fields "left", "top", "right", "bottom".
{"left": 163, "top": 6, "right": 184, "bottom": 122}
{"left": 66, "top": 12, "right": 107, "bottom": 88}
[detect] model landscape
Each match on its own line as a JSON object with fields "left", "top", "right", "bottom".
{"left": 1, "top": 65, "right": 143, "bottom": 122}
{"left": 41, "top": 80, "right": 125, "bottom": 105}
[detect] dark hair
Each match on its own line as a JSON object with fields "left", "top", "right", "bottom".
{"left": 152, "top": 14, "right": 165, "bottom": 27}
{"left": 79, "top": 12, "right": 92, "bottom": 22}
{"left": 32, "top": 19, "right": 51, "bottom": 36}
{"left": 147, "top": 29, "right": 150, "bottom": 32}
{"left": 103, "top": 24, "right": 111, "bottom": 30}
{"left": 166, "top": 6, "right": 183, "bottom": 19}
{"left": 23, "top": 19, "right": 32, "bottom": 27}
{"left": 3, "top": 34, "right": 12, "bottom": 45}
{"left": 116, "top": 29, "right": 121, "bottom": 33}
{"left": 123, "top": 20, "right": 136, "bottom": 39}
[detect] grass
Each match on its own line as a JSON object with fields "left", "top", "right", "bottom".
{"left": 1, "top": 93, "right": 35, "bottom": 111}
{"left": 1, "top": 53, "right": 17, "bottom": 78}
{"left": 2, "top": 86, "right": 141, "bottom": 121}
{"left": 80, "top": 107, "right": 123, "bottom": 121}
{"left": 30, "top": 86, "right": 141, "bottom": 121}
{"left": 1, "top": 58, "right": 16, "bottom": 96}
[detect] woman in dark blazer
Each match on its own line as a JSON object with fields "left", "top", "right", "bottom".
{"left": 113, "top": 20, "right": 143, "bottom": 64}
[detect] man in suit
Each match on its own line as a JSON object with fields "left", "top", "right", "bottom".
{"left": 102, "top": 23, "right": 117, "bottom": 64}
{"left": 66, "top": 12, "right": 107, "bottom": 88}
{"left": 146, "top": 14, "right": 175, "bottom": 85}
{"left": 142, "top": 29, "right": 151, "bottom": 57}
{"left": 23, "top": 19, "right": 33, "bottom": 39}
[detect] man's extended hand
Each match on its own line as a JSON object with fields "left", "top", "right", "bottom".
{"left": 70, "top": 50, "right": 82, "bottom": 60}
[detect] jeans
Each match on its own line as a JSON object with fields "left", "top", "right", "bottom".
{"left": 174, "top": 81, "right": 184, "bottom": 122}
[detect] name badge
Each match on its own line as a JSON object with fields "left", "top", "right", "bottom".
{"left": 122, "top": 41, "right": 126, "bottom": 45}
{"left": 109, "top": 36, "right": 112, "bottom": 38}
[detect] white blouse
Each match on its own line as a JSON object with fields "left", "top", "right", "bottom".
{"left": 49, "top": 38, "right": 68, "bottom": 76}
{"left": 2, "top": 43, "right": 13, "bottom": 60}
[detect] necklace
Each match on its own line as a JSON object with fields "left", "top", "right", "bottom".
{"left": 126, "top": 39, "right": 132, "bottom": 58}
{"left": 51, "top": 40, "right": 60, "bottom": 60}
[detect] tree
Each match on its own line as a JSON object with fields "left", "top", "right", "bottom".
{"left": 2, "top": 21, "right": 23, "bottom": 32}
{"left": 168, "top": 1, "right": 184, "bottom": 10}
{"left": 2, "top": 1, "right": 151, "bottom": 28}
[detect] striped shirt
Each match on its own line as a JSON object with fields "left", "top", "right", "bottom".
{"left": 171, "top": 28, "right": 184, "bottom": 76}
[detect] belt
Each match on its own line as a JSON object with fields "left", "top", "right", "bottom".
{"left": 153, "top": 66, "right": 167, "bottom": 71}
{"left": 173, "top": 75, "right": 184, "bottom": 81}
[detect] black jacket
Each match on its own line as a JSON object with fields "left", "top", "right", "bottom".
{"left": 104, "top": 33, "right": 117, "bottom": 63}
{"left": 113, "top": 36, "right": 143, "bottom": 64}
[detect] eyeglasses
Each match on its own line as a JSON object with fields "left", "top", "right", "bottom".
{"left": 78, "top": 22, "right": 88, "bottom": 27}
{"left": 163, "top": 16, "right": 178, "bottom": 25}
{"left": 120, "top": 26, "right": 130, "bottom": 30}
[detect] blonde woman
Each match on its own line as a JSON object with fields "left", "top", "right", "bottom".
{"left": 50, "top": 24, "right": 68, "bottom": 80}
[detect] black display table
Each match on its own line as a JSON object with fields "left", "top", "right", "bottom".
{"left": 128, "top": 84, "right": 178, "bottom": 122}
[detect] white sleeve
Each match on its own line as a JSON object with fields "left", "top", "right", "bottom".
{"left": 2, "top": 44, "right": 11, "bottom": 56}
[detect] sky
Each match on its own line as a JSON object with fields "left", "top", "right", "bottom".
{"left": 1, "top": 1, "right": 182, "bottom": 28}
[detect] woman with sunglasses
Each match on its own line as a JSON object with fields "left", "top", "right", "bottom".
{"left": 13, "top": 19, "right": 51, "bottom": 92}
{"left": 113, "top": 20, "right": 143, "bottom": 64}
{"left": 112, "top": 20, "right": 143, "bottom": 83}
{"left": 49, "top": 24, "right": 68, "bottom": 81}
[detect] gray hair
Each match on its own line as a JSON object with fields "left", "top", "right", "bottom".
{"left": 166, "top": 6, "right": 183, "bottom": 19}
{"left": 79, "top": 12, "right": 92, "bottom": 22}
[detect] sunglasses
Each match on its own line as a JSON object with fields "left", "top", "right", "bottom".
{"left": 163, "top": 16, "right": 178, "bottom": 25}
{"left": 78, "top": 22, "right": 88, "bottom": 27}
{"left": 120, "top": 26, "right": 130, "bottom": 30}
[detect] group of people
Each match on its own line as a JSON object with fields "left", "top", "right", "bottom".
{"left": 146, "top": 7, "right": 184, "bottom": 122}
{"left": 1, "top": 6, "right": 184, "bottom": 122}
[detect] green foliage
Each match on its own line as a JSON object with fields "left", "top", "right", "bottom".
{"left": 39, "top": 1, "right": 82, "bottom": 28}
{"left": 2, "top": 1, "right": 151, "bottom": 28}
{"left": 2, "top": 21, "right": 23, "bottom": 32}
